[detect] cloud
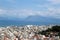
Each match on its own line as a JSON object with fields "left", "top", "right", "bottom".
{"left": 37, "top": 5, "right": 60, "bottom": 18}
{"left": 0, "top": 8, "right": 60, "bottom": 19}
{"left": 36, "top": 0, "right": 60, "bottom": 19}
{"left": 47, "top": 0, "right": 60, "bottom": 4}
{"left": 0, "top": 0, "right": 60, "bottom": 19}
{"left": 0, "top": 9, "right": 36, "bottom": 18}
{"left": 0, "top": 9, "right": 7, "bottom": 15}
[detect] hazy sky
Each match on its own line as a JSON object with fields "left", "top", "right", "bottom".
{"left": 0, "top": 0, "right": 60, "bottom": 19}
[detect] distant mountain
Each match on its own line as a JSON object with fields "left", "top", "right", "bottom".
{"left": 25, "top": 15, "right": 60, "bottom": 22}
{"left": 0, "top": 15, "right": 60, "bottom": 26}
{"left": 25, "top": 15, "right": 51, "bottom": 22}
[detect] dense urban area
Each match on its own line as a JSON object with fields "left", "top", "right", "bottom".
{"left": 0, "top": 25, "right": 60, "bottom": 40}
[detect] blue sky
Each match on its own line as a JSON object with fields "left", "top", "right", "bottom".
{"left": 0, "top": 0, "right": 60, "bottom": 19}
